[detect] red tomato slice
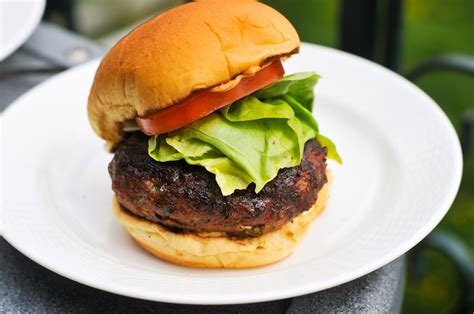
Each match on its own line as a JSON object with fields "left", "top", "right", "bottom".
{"left": 136, "top": 59, "right": 285, "bottom": 135}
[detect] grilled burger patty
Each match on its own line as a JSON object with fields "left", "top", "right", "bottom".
{"left": 109, "top": 133, "right": 328, "bottom": 237}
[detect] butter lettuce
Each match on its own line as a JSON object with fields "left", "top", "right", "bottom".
{"left": 149, "top": 73, "right": 341, "bottom": 195}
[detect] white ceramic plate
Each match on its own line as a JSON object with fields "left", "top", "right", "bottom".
{"left": 1, "top": 43, "right": 462, "bottom": 304}
{"left": 0, "top": 0, "right": 45, "bottom": 60}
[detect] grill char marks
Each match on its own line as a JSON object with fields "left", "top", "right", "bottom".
{"left": 109, "top": 132, "right": 327, "bottom": 237}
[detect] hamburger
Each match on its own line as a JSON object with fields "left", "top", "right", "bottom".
{"left": 88, "top": 0, "right": 341, "bottom": 268}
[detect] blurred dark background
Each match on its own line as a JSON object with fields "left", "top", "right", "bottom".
{"left": 43, "top": 0, "right": 474, "bottom": 313}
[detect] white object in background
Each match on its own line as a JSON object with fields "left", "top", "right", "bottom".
{"left": 0, "top": 0, "right": 45, "bottom": 60}
{"left": 1, "top": 43, "right": 463, "bottom": 304}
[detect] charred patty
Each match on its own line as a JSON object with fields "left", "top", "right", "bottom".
{"left": 109, "top": 133, "right": 328, "bottom": 237}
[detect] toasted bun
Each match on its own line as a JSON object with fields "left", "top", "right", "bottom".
{"left": 113, "top": 175, "right": 331, "bottom": 268}
{"left": 88, "top": 0, "right": 300, "bottom": 150}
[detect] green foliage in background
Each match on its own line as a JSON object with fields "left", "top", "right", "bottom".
{"left": 262, "top": 0, "right": 340, "bottom": 47}
{"left": 264, "top": 0, "right": 473, "bottom": 313}
{"left": 401, "top": 2, "right": 474, "bottom": 312}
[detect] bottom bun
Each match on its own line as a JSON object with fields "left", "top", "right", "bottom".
{"left": 113, "top": 174, "right": 331, "bottom": 268}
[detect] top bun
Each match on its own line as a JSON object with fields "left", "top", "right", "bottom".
{"left": 88, "top": 0, "right": 300, "bottom": 149}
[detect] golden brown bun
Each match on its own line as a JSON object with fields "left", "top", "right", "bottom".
{"left": 113, "top": 175, "right": 331, "bottom": 268}
{"left": 88, "top": 0, "right": 300, "bottom": 150}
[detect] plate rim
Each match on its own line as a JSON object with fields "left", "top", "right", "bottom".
{"left": 1, "top": 42, "right": 463, "bottom": 304}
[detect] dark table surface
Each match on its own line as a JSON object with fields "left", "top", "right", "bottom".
{"left": 0, "top": 23, "right": 406, "bottom": 313}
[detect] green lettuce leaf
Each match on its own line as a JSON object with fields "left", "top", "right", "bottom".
{"left": 148, "top": 72, "right": 341, "bottom": 195}
{"left": 254, "top": 72, "right": 320, "bottom": 110}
